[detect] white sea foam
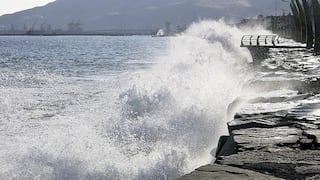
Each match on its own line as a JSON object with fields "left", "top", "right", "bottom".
{"left": 0, "top": 20, "right": 270, "bottom": 179}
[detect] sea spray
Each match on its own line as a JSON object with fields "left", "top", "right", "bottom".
{"left": 0, "top": 20, "right": 270, "bottom": 180}
{"left": 101, "top": 20, "right": 270, "bottom": 179}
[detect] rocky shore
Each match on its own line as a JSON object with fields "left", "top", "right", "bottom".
{"left": 179, "top": 48, "right": 320, "bottom": 180}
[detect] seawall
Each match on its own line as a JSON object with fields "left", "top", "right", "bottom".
{"left": 179, "top": 48, "right": 320, "bottom": 179}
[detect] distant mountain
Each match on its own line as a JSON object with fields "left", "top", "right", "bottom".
{"left": 0, "top": 0, "right": 290, "bottom": 31}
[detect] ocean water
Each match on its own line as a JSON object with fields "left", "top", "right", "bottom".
{"left": 0, "top": 20, "right": 268, "bottom": 180}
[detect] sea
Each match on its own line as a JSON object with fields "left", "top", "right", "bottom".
{"left": 0, "top": 20, "right": 269, "bottom": 180}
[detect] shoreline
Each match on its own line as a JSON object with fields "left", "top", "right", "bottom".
{"left": 179, "top": 47, "right": 320, "bottom": 179}
{"left": 0, "top": 33, "right": 153, "bottom": 36}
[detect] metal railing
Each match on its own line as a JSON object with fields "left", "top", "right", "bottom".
{"left": 241, "top": 35, "right": 280, "bottom": 47}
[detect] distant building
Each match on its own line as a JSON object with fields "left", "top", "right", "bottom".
{"left": 238, "top": 14, "right": 294, "bottom": 38}
{"left": 68, "top": 20, "right": 83, "bottom": 33}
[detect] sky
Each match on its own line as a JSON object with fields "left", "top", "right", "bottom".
{"left": 0, "top": 0, "right": 55, "bottom": 15}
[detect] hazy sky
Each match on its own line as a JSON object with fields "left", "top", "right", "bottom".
{"left": 0, "top": 0, "right": 55, "bottom": 15}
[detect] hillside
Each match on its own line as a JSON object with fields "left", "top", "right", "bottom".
{"left": 0, "top": 0, "right": 290, "bottom": 31}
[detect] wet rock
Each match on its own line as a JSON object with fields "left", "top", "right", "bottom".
{"left": 215, "top": 136, "right": 237, "bottom": 157}
{"left": 229, "top": 113, "right": 292, "bottom": 131}
{"left": 178, "top": 164, "right": 283, "bottom": 180}
{"left": 218, "top": 150, "right": 320, "bottom": 166}
{"left": 213, "top": 91, "right": 320, "bottom": 178}
{"left": 233, "top": 127, "right": 302, "bottom": 150}
{"left": 179, "top": 48, "right": 320, "bottom": 180}
{"left": 306, "top": 175, "right": 320, "bottom": 180}
{"left": 304, "top": 129, "right": 320, "bottom": 146}
{"left": 295, "top": 165, "right": 320, "bottom": 175}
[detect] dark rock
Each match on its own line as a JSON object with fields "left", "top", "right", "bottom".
{"left": 232, "top": 127, "right": 302, "bottom": 150}
{"left": 242, "top": 163, "right": 303, "bottom": 179}
{"left": 179, "top": 48, "right": 320, "bottom": 180}
{"left": 229, "top": 113, "right": 291, "bottom": 132}
{"left": 295, "top": 165, "right": 320, "bottom": 175}
{"left": 304, "top": 129, "right": 320, "bottom": 146}
{"left": 306, "top": 175, "right": 320, "bottom": 180}
{"left": 214, "top": 94, "right": 320, "bottom": 179}
{"left": 218, "top": 149, "right": 320, "bottom": 166}
{"left": 215, "top": 136, "right": 237, "bottom": 157}
{"left": 178, "top": 164, "right": 283, "bottom": 180}
{"left": 288, "top": 102, "right": 320, "bottom": 123}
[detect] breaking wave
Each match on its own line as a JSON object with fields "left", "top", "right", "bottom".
{"left": 0, "top": 20, "right": 270, "bottom": 179}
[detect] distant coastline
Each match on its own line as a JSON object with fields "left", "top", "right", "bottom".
{"left": 0, "top": 30, "right": 157, "bottom": 36}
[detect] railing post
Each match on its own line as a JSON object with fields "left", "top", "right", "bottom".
{"left": 272, "top": 36, "right": 276, "bottom": 46}
{"left": 265, "top": 36, "right": 268, "bottom": 45}
{"left": 241, "top": 36, "right": 245, "bottom": 46}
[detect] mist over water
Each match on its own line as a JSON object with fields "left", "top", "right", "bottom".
{"left": 0, "top": 20, "right": 269, "bottom": 179}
